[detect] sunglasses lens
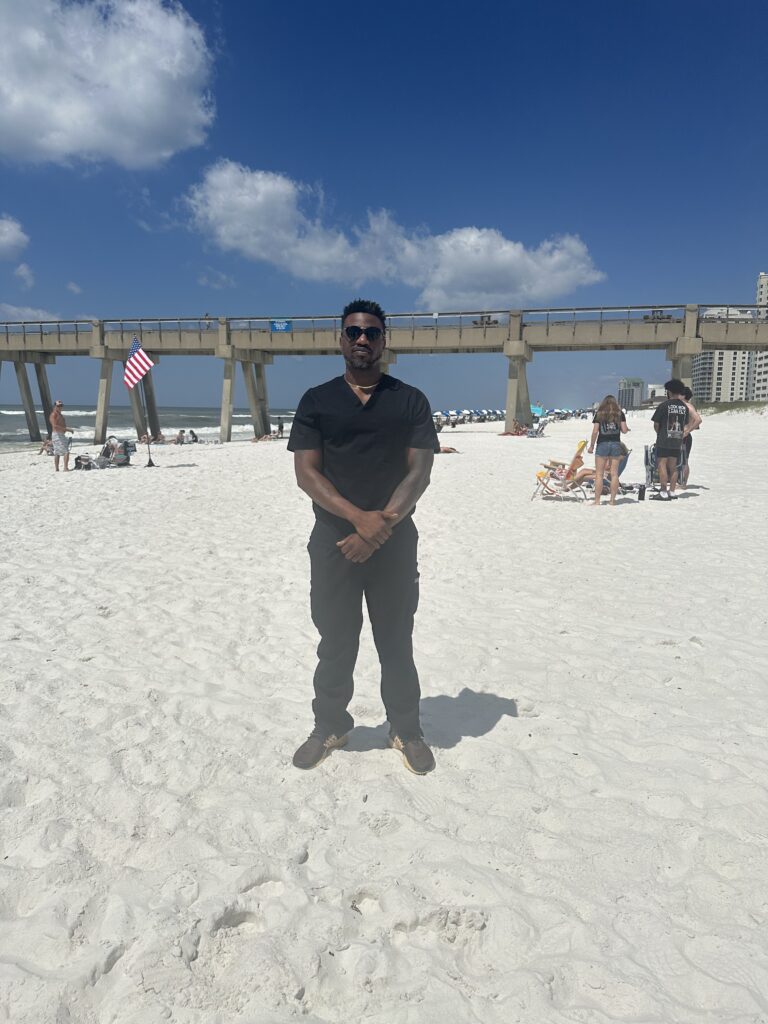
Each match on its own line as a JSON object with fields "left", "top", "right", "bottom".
{"left": 344, "top": 325, "right": 382, "bottom": 342}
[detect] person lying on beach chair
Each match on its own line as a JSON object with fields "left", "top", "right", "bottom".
{"left": 531, "top": 439, "right": 588, "bottom": 500}
{"left": 582, "top": 447, "right": 632, "bottom": 499}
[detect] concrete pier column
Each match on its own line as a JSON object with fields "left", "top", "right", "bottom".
{"left": 380, "top": 350, "right": 397, "bottom": 375}
{"left": 142, "top": 368, "right": 161, "bottom": 440}
{"left": 124, "top": 363, "right": 147, "bottom": 438}
{"left": 220, "top": 358, "right": 235, "bottom": 442}
{"left": 671, "top": 355, "right": 694, "bottom": 387}
{"left": 666, "top": 307, "right": 702, "bottom": 391}
{"left": 505, "top": 356, "right": 532, "bottom": 428}
{"left": 14, "top": 361, "right": 42, "bottom": 441}
{"left": 254, "top": 361, "right": 270, "bottom": 433}
{"left": 34, "top": 362, "right": 54, "bottom": 437}
{"left": 503, "top": 312, "right": 533, "bottom": 428}
{"left": 94, "top": 359, "right": 113, "bottom": 443}
{"left": 241, "top": 361, "right": 267, "bottom": 436}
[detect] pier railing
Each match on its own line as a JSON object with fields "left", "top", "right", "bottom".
{"left": 2, "top": 304, "right": 767, "bottom": 350}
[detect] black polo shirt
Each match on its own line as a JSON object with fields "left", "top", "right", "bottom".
{"left": 288, "top": 374, "right": 439, "bottom": 531}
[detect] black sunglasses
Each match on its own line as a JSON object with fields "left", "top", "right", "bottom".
{"left": 343, "top": 325, "right": 383, "bottom": 343}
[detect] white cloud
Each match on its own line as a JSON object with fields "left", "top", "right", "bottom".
{"left": 198, "top": 267, "right": 236, "bottom": 290}
{"left": 14, "top": 263, "right": 34, "bottom": 289}
{"left": 0, "top": 302, "right": 58, "bottom": 321}
{"left": 0, "top": 0, "right": 214, "bottom": 169}
{"left": 66, "top": 281, "right": 82, "bottom": 294}
{"left": 0, "top": 215, "right": 29, "bottom": 259}
{"left": 186, "top": 160, "right": 604, "bottom": 309}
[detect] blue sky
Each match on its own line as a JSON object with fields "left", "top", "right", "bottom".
{"left": 1, "top": 0, "right": 765, "bottom": 411}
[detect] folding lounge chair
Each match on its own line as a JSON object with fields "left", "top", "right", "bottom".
{"left": 644, "top": 444, "right": 684, "bottom": 492}
{"left": 531, "top": 439, "right": 588, "bottom": 500}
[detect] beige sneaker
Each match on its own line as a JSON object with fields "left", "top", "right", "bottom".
{"left": 292, "top": 730, "right": 348, "bottom": 770}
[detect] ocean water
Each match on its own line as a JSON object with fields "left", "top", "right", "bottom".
{"left": 0, "top": 405, "right": 295, "bottom": 455}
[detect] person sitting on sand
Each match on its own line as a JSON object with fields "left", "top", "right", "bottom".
{"left": 499, "top": 420, "right": 530, "bottom": 436}
{"left": 188, "top": 429, "right": 199, "bottom": 443}
{"left": 38, "top": 437, "right": 53, "bottom": 455}
{"left": 172, "top": 429, "right": 186, "bottom": 445}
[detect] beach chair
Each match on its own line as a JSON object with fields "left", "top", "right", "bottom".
{"left": 531, "top": 440, "right": 588, "bottom": 501}
{"left": 526, "top": 420, "right": 547, "bottom": 438}
{"left": 644, "top": 444, "right": 684, "bottom": 491}
{"left": 99, "top": 436, "right": 134, "bottom": 467}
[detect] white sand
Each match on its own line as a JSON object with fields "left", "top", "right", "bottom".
{"left": 2, "top": 411, "right": 767, "bottom": 1024}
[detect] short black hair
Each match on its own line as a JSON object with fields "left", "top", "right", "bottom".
{"left": 664, "top": 378, "right": 686, "bottom": 396}
{"left": 683, "top": 386, "right": 693, "bottom": 401}
{"left": 342, "top": 298, "right": 386, "bottom": 329}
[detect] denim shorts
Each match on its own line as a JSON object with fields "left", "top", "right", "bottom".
{"left": 595, "top": 440, "right": 623, "bottom": 458}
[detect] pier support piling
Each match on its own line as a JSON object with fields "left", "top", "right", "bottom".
{"left": 220, "top": 358, "right": 235, "bottom": 442}
{"left": 503, "top": 313, "right": 533, "bottom": 428}
{"left": 241, "top": 361, "right": 267, "bottom": 436}
{"left": 254, "top": 362, "right": 270, "bottom": 433}
{"left": 380, "top": 350, "right": 397, "bottom": 375}
{"left": 94, "top": 359, "right": 113, "bottom": 443}
{"left": 34, "top": 362, "right": 54, "bottom": 437}
{"left": 142, "top": 368, "right": 161, "bottom": 440}
{"left": 125, "top": 362, "right": 148, "bottom": 439}
{"left": 667, "top": 307, "right": 702, "bottom": 390}
{"left": 14, "top": 361, "right": 42, "bottom": 442}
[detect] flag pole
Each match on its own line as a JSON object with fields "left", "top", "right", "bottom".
{"left": 140, "top": 379, "right": 155, "bottom": 467}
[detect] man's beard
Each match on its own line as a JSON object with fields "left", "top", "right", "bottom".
{"left": 346, "top": 348, "right": 377, "bottom": 370}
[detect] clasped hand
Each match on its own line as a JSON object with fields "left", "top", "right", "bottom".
{"left": 353, "top": 510, "right": 397, "bottom": 548}
{"left": 336, "top": 533, "right": 375, "bottom": 563}
{"left": 336, "top": 510, "right": 398, "bottom": 563}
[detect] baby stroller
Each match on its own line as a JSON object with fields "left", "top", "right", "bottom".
{"left": 644, "top": 444, "right": 684, "bottom": 491}
{"left": 99, "top": 436, "right": 136, "bottom": 467}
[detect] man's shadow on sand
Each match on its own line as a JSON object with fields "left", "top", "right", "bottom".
{"left": 344, "top": 687, "right": 517, "bottom": 752}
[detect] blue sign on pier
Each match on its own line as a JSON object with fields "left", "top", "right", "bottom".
{"left": 270, "top": 319, "right": 292, "bottom": 332}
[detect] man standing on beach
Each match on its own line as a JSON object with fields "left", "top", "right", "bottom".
{"left": 651, "top": 378, "right": 691, "bottom": 500}
{"left": 288, "top": 299, "right": 439, "bottom": 774}
{"left": 49, "top": 399, "right": 73, "bottom": 472}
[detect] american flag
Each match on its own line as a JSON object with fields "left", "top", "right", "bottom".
{"left": 123, "top": 337, "right": 154, "bottom": 389}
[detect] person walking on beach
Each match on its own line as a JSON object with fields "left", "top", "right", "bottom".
{"left": 277, "top": 417, "right": 284, "bottom": 438}
{"left": 651, "top": 379, "right": 691, "bottom": 500}
{"left": 587, "top": 395, "right": 628, "bottom": 505}
{"left": 49, "top": 399, "right": 74, "bottom": 472}
{"left": 680, "top": 386, "right": 702, "bottom": 487}
{"left": 288, "top": 298, "right": 439, "bottom": 775}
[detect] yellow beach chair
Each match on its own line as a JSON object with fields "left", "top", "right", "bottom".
{"left": 531, "top": 439, "right": 588, "bottom": 501}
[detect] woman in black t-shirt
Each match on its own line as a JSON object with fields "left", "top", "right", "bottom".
{"left": 588, "top": 394, "right": 629, "bottom": 506}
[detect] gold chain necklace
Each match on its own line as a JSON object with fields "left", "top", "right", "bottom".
{"left": 344, "top": 373, "right": 381, "bottom": 391}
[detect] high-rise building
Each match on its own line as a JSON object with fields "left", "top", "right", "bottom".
{"left": 757, "top": 272, "right": 768, "bottom": 315}
{"left": 617, "top": 377, "right": 645, "bottom": 409}
{"left": 692, "top": 350, "right": 755, "bottom": 403}
{"left": 691, "top": 274, "right": 767, "bottom": 404}
{"left": 754, "top": 273, "right": 768, "bottom": 398}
